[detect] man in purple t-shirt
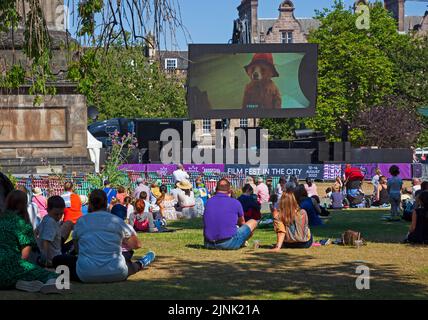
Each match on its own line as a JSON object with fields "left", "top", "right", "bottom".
{"left": 203, "top": 179, "right": 258, "bottom": 250}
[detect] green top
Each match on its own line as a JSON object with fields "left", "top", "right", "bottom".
{"left": 0, "top": 211, "right": 56, "bottom": 289}
{"left": 0, "top": 211, "right": 37, "bottom": 256}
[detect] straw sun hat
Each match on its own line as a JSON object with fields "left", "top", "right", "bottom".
{"left": 177, "top": 180, "right": 192, "bottom": 190}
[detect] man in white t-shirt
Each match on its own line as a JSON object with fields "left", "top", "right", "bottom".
{"left": 412, "top": 178, "right": 422, "bottom": 199}
{"left": 172, "top": 164, "right": 189, "bottom": 184}
{"left": 52, "top": 190, "right": 156, "bottom": 283}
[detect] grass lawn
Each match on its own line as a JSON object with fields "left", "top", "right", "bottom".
{"left": 1, "top": 210, "right": 428, "bottom": 300}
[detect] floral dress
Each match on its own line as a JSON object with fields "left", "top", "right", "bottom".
{"left": 161, "top": 197, "right": 178, "bottom": 220}
{"left": 0, "top": 211, "right": 57, "bottom": 289}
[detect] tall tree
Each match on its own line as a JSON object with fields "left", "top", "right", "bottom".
{"left": 68, "top": 47, "right": 187, "bottom": 120}
{"left": 261, "top": 1, "right": 424, "bottom": 145}
{"left": 0, "top": 0, "right": 188, "bottom": 99}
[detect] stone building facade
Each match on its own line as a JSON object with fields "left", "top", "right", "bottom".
{"left": 0, "top": 0, "right": 93, "bottom": 173}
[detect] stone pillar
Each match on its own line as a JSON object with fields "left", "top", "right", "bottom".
{"left": 237, "top": 0, "right": 259, "bottom": 43}
{"left": 16, "top": 0, "right": 65, "bottom": 31}
{"left": 42, "top": 0, "right": 64, "bottom": 31}
{"left": 384, "top": 0, "right": 405, "bottom": 32}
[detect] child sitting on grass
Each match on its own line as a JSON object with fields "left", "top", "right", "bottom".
{"left": 130, "top": 199, "right": 157, "bottom": 232}
{"left": 330, "top": 185, "right": 344, "bottom": 209}
{"left": 36, "top": 196, "right": 74, "bottom": 267}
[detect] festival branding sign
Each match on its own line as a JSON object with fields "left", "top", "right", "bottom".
{"left": 120, "top": 164, "right": 225, "bottom": 175}
{"left": 224, "top": 164, "right": 324, "bottom": 180}
{"left": 341, "top": 163, "right": 413, "bottom": 180}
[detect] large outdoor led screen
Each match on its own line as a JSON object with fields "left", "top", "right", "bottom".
{"left": 187, "top": 44, "right": 318, "bottom": 119}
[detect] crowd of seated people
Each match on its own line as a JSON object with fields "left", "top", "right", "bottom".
{"left": 1, "top": 163, "right": 427, "bottom": 295}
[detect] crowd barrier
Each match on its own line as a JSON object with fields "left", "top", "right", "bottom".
{"left": 13, "top": 162, "right": 424, "bottom": 197}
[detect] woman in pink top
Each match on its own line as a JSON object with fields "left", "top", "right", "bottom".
{"left": 304, "top": 177, "right": 318, "bottom": 197}
{"left": 256, "top": 177, "right": 270, "bottom": 204}
{"left": 32, "top": 187, "right": 48, "bottom": 218}
{"left": 116, "top": 186, "right": 128, "bottom": 205}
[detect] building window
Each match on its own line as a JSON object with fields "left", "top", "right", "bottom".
{"left": 165, "top": 58, "right": 178, "bottom": 71}
{"left": 240, "top": 118, "right": 248, "bottom": 128}
{"left": 202, "top": 119, "right": 211, "bottom": 134}
{"left": 281, "top": 31, "right": 293, "bottom": 44}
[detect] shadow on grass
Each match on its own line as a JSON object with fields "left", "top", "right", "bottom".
{"left": 170, "top": 211, "right": 411, "bottom": 244}
{"left": 168, "top": 218, "right": 203, "bottom": 230}
{"left": 45, "top": 252, "right": 428, "bottom": 300}
{"left": 309, "top": 211, "right": 411, "bottom": 244}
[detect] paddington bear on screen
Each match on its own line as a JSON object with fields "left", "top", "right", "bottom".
{"left": 242, "top": 53, "right": 282, "bottom": 110}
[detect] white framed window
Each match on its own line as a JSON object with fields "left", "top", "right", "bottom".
{"left": 240, "top": 118, "right": 248, "bottom": 128}
{"left": 165, "top": 58, "right": 178, "bottom": 70}
{"left": 281, "top": 31, "right": 293, "bottom": 44}
{"left": 202, "top": 119, "right": 211, "bottom": 134}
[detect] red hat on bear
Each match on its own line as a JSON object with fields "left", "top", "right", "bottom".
{"left": 244, "top": 53, "right": 279, "bottom": 78}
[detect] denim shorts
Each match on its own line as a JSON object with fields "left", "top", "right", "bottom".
{"left": 205, "top": 225, "right": 252, "bottom": 250}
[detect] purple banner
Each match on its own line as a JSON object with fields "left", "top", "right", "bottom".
{"left": 118, "top": 164, "right": 146, "bottom": 172}
{"left": 340, "top": 163, "right": 412, "bottom": 180}
{"left": 377, "top": 164, "right": 412, "bottom": 179}
{"left": 120, "top": 164, "right": 225, "bottom": 175}
{"left": 183, "top": 164, "right": 225, "bottom": 174}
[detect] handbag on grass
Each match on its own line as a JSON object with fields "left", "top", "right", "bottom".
{"left": 341, "top": 230, "right": 364, "bottom": 246}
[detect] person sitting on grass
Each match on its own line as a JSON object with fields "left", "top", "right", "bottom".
{"left": 103, "top": 180, "right": 117, "bottom": 206}
{"left": 36, "top": 196, "right": 75, "bottom": 268}
{"left": 157, "top": 184, "right": 178, "bottom": 221}
{"left": 110, "top": 202, "right": 148, "bottom": 263}
{"left": 133, "top": 178, "right": 150, "bottom": 200}
{"left": 195, "top": 176, "right": 209, "bottom": 206}
{"left": 61, "top": 182, "right": 83, "bottom": 225}
{"left": 203, "top": 179, "right": 257, "bottom": 250}
{"left": 110, "top": 202, "right": 128, "bottom": 221}
{"left": 276, "top": 176, "right": 287, "bottom": 199}
{"left": 32, "top": 188, "right": 48, "bottom": 220}
{"left": 415, "top": 181, "right": 428, "bottom": 200}
{"left": 405, "top": 191, "right": 428, "bottom": 244}
{"left": 304, "top": 177, "right": 318, "bottom": 197}
{"left": 176, "top": 180, "right": 196, "bottom": 219}
{"left": 387, "top": 165, "right": 403, "bottom": 221}
{"left": 123, "top": 196, "right": 134, "bottom": 222}
{"left": 330, "top": 185, "right": 344, "bottom": 209}
{"left": 311, "top": 195, "right": 330, "bottom": 217}
{"left": 0, "top": 190, "right": 60, "bottom": 294}
{"left": 139, "top": 191, "right": 152, "bottom": 213}
{"left": 237, "top": 184, "right": 261, "bottom": 222}
{"left": 293, "top": 185, "right": 323, "bottom": 227}
{"left": 130, "top": 199, "right": 157, "bottom": 232}
{"left": 52, "top": 190, "right": 155, "bottom": 283}
{"left": 255, "top": 177, "right": 270, "bottom": 205}
{"left": 411, "top": 178, "right": 422, "bottom": 199}
{"left": 333, "top": 176, "right": 343, "bottom": 193}
{"left": 116, "top": 186, "right": 128, "bottom": 205}
{"left": 372, "top": 176, "right": 389, "bottom": 207}
{"left": 270, "top": 192, "right": 313, "bottom": 251}
{"left": 325, "top": 187, "right": 332, "bottom": 199}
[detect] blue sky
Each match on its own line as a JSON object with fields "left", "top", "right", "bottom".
{"left": 172, "top": 0, "right": 428, "bottom": 49}
{"left": 67, "top": 1, "right": 428, "bottom": 49}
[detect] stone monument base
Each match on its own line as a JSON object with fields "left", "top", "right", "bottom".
{"left": 0, "top": 86, "right": 94, "bottom": 175}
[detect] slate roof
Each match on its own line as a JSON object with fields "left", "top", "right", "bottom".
{"left": 159, "top": 51, "right": 189, "bottom": 70}
{"left": 258, "top": 16, "right": 425, "bottom": 35}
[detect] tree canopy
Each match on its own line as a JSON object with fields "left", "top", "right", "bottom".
{"left": 67, "top": 46, "right": 187, "bottom": 120}
{"left": 261, "top": 0, "right": 428, "bottom": 147}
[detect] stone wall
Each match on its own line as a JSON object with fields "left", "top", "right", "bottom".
{"left": 0, "top": 93, "right": 94, "bottom": 173}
